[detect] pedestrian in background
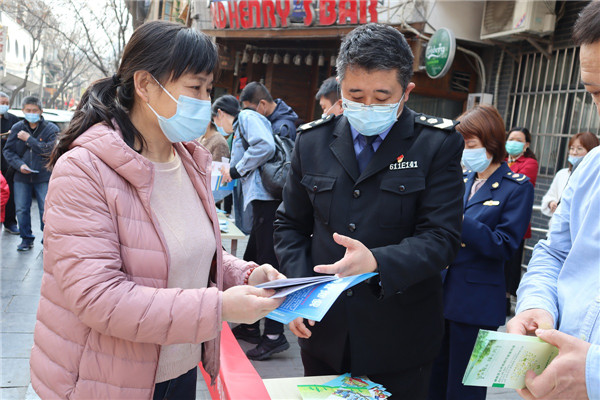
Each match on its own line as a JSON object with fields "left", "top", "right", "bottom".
{"left": 429, "top": 105, "right": 533, "bottom": 400}
{"left": 240, "top": 82, "right": 299, "bottom": 141}
{"left": 0, "top": 171, "right": 9, "bottom": 224}
{"left": 315, "top": 76, "right": 343, "bottom": 117}
{"left": 508, "top": 4, "right": 600, "bottom": 399}
{"left": 200, "top": 103, "right": 231, "bottom": 204}
{"left": 2, "top": 96, "right": 59, "bottom": 251}
{"left": 504, "top": 126, "right": 539, "bottom": 314}
{"left": 0, "top": 91, "right": 19, "bottom": 235}
{"left": 219, "top": 95, "right": 291, "bottom": 361}
{"left": 541, "top": 131, "right": 599, "bottom": 221}
{"left": 29, "top": 20, "right": 283, "bottom": 400}
{"left": 275, "top": 23, "right": 465, "bottom": 398}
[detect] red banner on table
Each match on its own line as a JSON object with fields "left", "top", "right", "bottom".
{"left": 200, "top": 322, "right": 271, "bottom": 399}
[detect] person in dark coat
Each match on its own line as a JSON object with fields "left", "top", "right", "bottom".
{"left": 273, "top": 23, "right": 465, "bottom": 399}
{"left": 428, "top": 105, "right": 534, "bottom": 400}
{"left": 0, "top": 91, "right": 20, "bottom": 234}
{"left": 2, "top": 96, "right": 59, "bottom": 251}
{"left": 239, "top": 82, "right": 299, "bottom": 141}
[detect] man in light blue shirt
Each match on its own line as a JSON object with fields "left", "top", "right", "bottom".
{"left": 507, "top": 3, "right": 600, "bottom": 399}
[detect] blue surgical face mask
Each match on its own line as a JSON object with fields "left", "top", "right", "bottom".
{"left": 568, "top": 155, "right": 583, "bottom": 167}
{"left": 215, "top": 124, "right": 229, "bottom": 137}
{"left": 146, "top": 76, "right": 211, "bottom": 143}
{"left": 0, "top": 105, "right": 9, "bottom": 115}
{"left": 462, "top": 147, "right": 492, "bottom": 173}
{"left": 505, "top": 140, "right": 525, "bottom": 156}
{"left": 342, "top": 93, "right": 405, "bottom": 136}
{"left": 24, "top": 113, "right": 41, "bottom": 124}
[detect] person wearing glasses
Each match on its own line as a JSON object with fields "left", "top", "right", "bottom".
{"left": 541, "top": 131, "right": 599, "bottom": 222}
{"left": 274, "top": 23, "right": 464, "bottom": 398}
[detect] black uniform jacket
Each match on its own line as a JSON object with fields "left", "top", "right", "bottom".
{"left": 274, "top": 107, "right": 465, "bottom": 375}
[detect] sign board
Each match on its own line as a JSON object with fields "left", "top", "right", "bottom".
{"left": 211, "top": 0, "right": 379, "bottom": 29}
{"left": 425, "top": 27, "right": 456, "bottom": 79}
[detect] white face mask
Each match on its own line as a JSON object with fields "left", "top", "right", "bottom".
{"left": 146, "top": 76, "right": 212, "bottom": 143}
{"left": 341, "top": 92, "right": 405, "bottom": 136}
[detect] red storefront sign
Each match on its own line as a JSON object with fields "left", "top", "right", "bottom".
{"left": 211, "top": 0, "right": 379, "bottom": 29}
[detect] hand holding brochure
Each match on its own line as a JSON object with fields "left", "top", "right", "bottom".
{"left": 462, "top": 330, "right": 559, "bottom": 389}
{"left": 256, "top": 273, "right": 377, "bottom": 324}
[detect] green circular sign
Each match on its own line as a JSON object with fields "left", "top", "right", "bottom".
{"left": 425, "top": 28, "right": 456, "bottom": 79}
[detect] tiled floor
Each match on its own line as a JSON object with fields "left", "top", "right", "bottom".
{"left": 1, "top": 202, "right": 520, "bottom": 399}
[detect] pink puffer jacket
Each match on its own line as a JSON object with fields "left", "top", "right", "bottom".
{"left": 30, "top": 122, "right": 251, "bottom": 399}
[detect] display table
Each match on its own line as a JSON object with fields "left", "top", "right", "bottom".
{"left": 218, "top": 214, "right": 246, "bottom": 256}
{"left": 263, "top": 375, "right": 339, "bottom": 399}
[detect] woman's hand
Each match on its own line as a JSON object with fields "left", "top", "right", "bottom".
{"left": 221, "top": 285, "right": 283, "bottom": 324}
{"left": 549, "top": 201, "right": 558, "bottom": 213}
{"left": 220, "top": 165, "right": 232, "bottom": 183}
{"left": 289, "top": 317, "right": 316, "bottom": 339}
{"left": 247, "top": 264, "right": 286, "bottom": 286}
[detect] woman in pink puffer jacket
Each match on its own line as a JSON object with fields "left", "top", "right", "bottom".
{"left": 30, "top": 21, "right": 284, "bottom": 399}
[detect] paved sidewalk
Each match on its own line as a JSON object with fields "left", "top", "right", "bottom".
{"left": 1, "top": 205, "right": 520, "bottom": 399}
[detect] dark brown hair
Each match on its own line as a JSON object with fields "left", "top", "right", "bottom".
{"left": 456, "top": 105, "right": 506, "bottom": 164}
{"left": 48, "top": 20, "right": 218, "bottom": 168}
{"left": 573, "top": 1, "right": 600, "bottom": 46}
{"left": 570, "top": 131, "right": 600, "bottom": 152}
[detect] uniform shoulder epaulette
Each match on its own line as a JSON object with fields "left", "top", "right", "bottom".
{"left": 415, "top": 114, "right": 458, "bottom": 132}
{"left": 297, "top": 113, "right": 335, "bottom": 134}
{"left": 504, "top": 171, "right": 530, "bottom": 184}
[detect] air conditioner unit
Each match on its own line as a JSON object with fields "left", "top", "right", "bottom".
{"left": 480, "top": 1, "right": 556, "bottom": 41}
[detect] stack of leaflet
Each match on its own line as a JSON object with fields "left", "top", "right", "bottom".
{"left": 298, "top": 374, "right": 391, "bottom": 399}
{"left": 255, "top": 273, "right": 377, "bottom": 324}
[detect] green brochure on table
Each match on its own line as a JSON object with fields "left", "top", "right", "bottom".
{"left": 463, "top": 330, "right": 559, "bottom": 389}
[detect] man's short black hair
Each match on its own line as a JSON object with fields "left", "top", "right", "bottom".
{"left": 315, "top": 77, "right": 340, "bottom": 104}
{"left": 239, "top": 82, "right": 273, "bottom": 105}
{"left": 573, "top": 1, "right": 600, "bottom": 46}
{"left": 336, "top": 23, "right": 414, "bottom": 90}
{"left": 22, "top": 96, "right": 42, "bottom": 110}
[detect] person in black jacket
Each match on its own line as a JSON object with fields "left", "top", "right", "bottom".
{"left": 273, "top": 24, "right": 464, "bottom": 399}
{"left": 0, "top": 91, "right": 20, "bottom": 234}
{"left": 3, "top": 96, "right": 59, "bottom": 251}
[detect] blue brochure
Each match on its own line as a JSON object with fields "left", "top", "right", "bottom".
{"left": 264, "top": 273, "right": 377, "bottom": 323}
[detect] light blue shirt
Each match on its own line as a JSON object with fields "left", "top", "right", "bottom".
{"left": 350, "top": 125, "right": 392, "bottom": 157}
{"left": 230, "top": 109, "right": 276, "bottom": 209}
{"left": 516, "top": 146, "right": 600, "bottom": 399}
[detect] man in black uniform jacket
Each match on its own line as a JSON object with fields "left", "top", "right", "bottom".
{"left": 273, "top": 24, "right": 465, "bottom": 399}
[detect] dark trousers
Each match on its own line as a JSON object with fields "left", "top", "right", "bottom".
{"left": 243, "top": 200, "right": 283, "bottom": 336}
{"left": 301, "top": 344, "right": 433, "bottom": 400}
{"left": 504, "top": 239, "right": 525, "bottom": 296}
{"left": 429, "top": 320, "right": 498, "bottom": 400}
{"left": 153, "top": 367, "right": 197, "bottom": 400}
{"left": 2, "top": 167, "right": 17, "bottom": 226}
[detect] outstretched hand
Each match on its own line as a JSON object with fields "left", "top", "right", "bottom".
{"left": 313, "top": 233, "right": 377, "bottom": 277}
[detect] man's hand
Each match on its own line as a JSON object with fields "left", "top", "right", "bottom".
{"left": 313, "top": 233, "right": 377, "bottom": 277}
{"left": 247, "top": 264, "right": 286, "bottom": 286}
{"left": 220, "top": 165, "right": 232, "bottom": 183}
{"left": 507, "top": 308, "right": 555, "bottom": 336}
{"left": 516, "top": 329, "right": 591, "bottom": 400}
{"left": 221, "top": 285, "right": 283, "bottom": 324}
{"left": 549, "top": 201, "right": 558, "bottom": 213}
{"left": 20, "top": 165, "right": 32, "bottom": 174}
{"left": 17, "top": 130, "right": 30, "bottom": 142}
{"left": 289, "top": 316, "right": 315, "bottom": 339}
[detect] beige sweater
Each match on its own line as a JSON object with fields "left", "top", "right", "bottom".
{"left": 151, "top": 152, "right": 217, "bottom": 383}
